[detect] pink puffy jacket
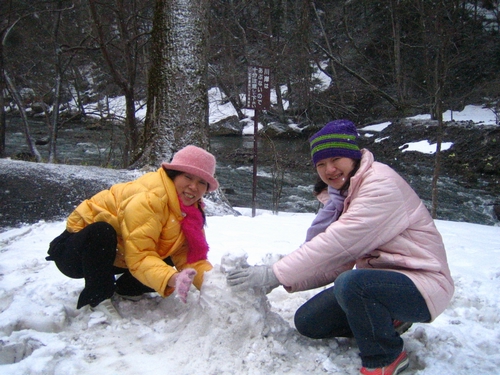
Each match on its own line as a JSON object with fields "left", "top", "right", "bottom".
{"left": 273, "top": 149, "right": 454, "bottom": 321}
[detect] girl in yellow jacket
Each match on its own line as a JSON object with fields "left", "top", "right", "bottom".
{"left": 46, "top": 145, "right": 218, "bottom": 318}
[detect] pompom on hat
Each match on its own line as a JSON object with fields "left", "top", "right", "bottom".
{"left": 309, "top": 119, "right": 362, "bottom": 166}
{"left": 161, "top": 145, "right": 219, "bottom": 192}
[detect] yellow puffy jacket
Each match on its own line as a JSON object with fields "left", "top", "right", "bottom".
{"left": 66, "top": 168, "right": 212, "bottom": 297}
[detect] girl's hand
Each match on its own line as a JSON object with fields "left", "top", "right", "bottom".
{"left": 172, "top": 268, "right": 197, "bottom": 303}
{"left": 226, "top": 265, "right": 280, "bottom": 293}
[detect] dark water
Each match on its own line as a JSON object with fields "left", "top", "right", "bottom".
{"left": 210, "top": 136, "right": 498, "bottom": 225}
{"left": 4, "top": 118, "right": 498, "bottom": 225}
{"left": 210, "top": 135, "right": 320, "bottom": 213}
{"left": 6, "top": 117, "right": 126, "bottom": 167}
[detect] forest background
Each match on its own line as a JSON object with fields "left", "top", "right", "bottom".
{"left": 1, "top": 0, "right": 499, "bottom": 170}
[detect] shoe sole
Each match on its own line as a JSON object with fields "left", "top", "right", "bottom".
{"left": 90, "top": 300, "right": 122, "bottom": 320}
{"left": 360, "top": 352, "right": 409, "bottom": 375}
{"left": 395, "top": 356, "right": 409, "bottom": 374}
{"left": 116, "top": 294, "right": 142, "bottom": 301}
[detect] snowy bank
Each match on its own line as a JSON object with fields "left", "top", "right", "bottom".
{"left": 0, "top": 210, "right": 499, "bottom": 374}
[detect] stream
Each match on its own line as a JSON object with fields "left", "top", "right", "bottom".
{"left": 4, "top": 117, "right": 498, "bottom": 225}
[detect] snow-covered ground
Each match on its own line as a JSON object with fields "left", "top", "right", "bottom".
{"left": 0, "top": 211, "right": 499, "bottom": 374}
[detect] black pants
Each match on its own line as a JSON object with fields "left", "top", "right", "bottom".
{"left": 46, "top": 222, "right": 159, "bottom": 308}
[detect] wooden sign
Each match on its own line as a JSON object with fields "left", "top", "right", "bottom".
{"left": 246, "top": 66, "right": 271, "bottom": 110}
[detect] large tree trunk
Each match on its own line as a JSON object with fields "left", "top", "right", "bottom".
{"left": 132, "top": 0, "right": 210, "bottom": 168}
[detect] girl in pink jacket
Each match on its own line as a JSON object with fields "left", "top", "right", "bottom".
{"left": 227, "top": 120, "right": 454, "bottom": 375}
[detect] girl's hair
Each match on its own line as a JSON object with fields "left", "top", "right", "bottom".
{"left": 163, "top": 168, "right": 207, "bottom": 225}
{"left": 313, "top": 159, "right": 361, "bottom": 197}
{"left": 313, "top": 178, "right": 328, "bottom": 196}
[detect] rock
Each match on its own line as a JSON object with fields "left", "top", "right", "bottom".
{"left": 0, "top": 159, "right": 237, "bottom": 229}
{"left": 493, "top": 205, "right": 500, "bottom": 221}
{"left": 210, "top": 116, "right": 242, "bottom": 136}
{"left": 19, "top": 88, "right": 35, "bottom": 103}
{"left": 86, "top": 123, "right": 103, "bottom": 131}
{"left": 35, "top": 137, "right": 50, "bottom": 146}
{"left": 31, "top": 102, "right": 49, "bottom": 114}
{"left": 13, "top": 152, "right": 36, "bottom": 162}
{"left": 262, "top": 122, "right": 304, "bottom": 138}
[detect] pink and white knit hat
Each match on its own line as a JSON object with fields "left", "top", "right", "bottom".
{"left": 161, "top": 145, "right": 219, "bottom": 192}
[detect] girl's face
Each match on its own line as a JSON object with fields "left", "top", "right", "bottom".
{"left": 316, "top": 157, "right": 356, "bottom": 190}
{"left": 173, "top": 173, "right": 208, "bottom": 206}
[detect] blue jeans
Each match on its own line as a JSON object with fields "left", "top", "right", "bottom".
{"left": 294, "top": 269, "right": 431, "bottom": 368}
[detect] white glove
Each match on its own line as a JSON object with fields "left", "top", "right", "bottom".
{"left": 226, "top": 265, "right": 280, "bottom": 293}
{"left": 175, "top": 268, "right": 197, "bottom": 303}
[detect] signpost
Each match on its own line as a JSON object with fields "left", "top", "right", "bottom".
{"left": 246, "top": 66, "right": 271, "bottom": 217}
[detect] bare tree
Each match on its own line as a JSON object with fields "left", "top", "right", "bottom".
{"left": 131, "top": 0, "right": 210, "bottom": 168}
{"left": 0, "top": 23, "right": 8, "bottom": 158}
{"left": 0, "top": 1, "right": 28, "bottom": 158}
{"left": 311, "top": 1, "right": 345, "bottom": 107}
{"left": 4, "top": 71, "right": 43, "bottom": 162}
{"left": 1, "top": 0, "right": 95, "bottom": 163}
{"left": 1, "top": 7, "right": 43, "bottom": 161}
{"left": 389, "top": 0, "right": 406, "bottom": 105}
{"left": 87, "top": 0, "right": 152, "bottom": 167}
{"left": 412, "top": 0, "right": 462, "bottom": 217}
{"left": 47, "top": 0, "right": 77, "bottom": 163}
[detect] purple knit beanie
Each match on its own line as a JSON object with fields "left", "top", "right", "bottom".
{"left": 309, "top": 119, "right": 361, "bottom": 166}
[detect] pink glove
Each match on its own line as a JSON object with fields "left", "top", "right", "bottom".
{"left": 175, "top": 268, "right": 197, "bottom": 303}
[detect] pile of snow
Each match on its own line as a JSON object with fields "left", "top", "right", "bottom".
{"left": 399, "top": 140, "right": 454, "bottom": 154}
{"left": 1, "top": 209, "right": 499, "bottom": 374}
{"left": 407, "top": 105, "right": 498, "bottom": 125}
